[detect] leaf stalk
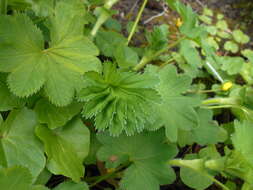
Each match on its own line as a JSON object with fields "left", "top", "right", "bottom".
{"left": 126, "top": 0, "right": 148, "bottom": 45}
{"left": 169, "top": 159, "right": 230, "bottom": 190}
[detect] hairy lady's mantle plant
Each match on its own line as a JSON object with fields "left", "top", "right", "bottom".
{"left": 0, "top": 0, "right": 253, "bottom": 189}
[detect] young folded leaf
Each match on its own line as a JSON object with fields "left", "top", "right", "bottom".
{"left": 78, "top": 62, "right": 161, "bottom": 136}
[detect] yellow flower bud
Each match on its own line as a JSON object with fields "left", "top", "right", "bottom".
{"left": 176, "top": 18, "right": 183, "bottom": 27}
{"left": 221, "top": 81, "right": 233, "bottom": 91}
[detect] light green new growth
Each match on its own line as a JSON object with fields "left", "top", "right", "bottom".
{"left": 78, "top": 62, "right": 161, "bottom": 136}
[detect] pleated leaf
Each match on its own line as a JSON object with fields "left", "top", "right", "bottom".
{"left": 78, "top": 63, "right": 161, "bottom": 136}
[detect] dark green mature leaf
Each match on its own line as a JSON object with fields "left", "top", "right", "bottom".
{"left": 0, "top": 108, "right": 45, "bottom": 181}
{"left": 97, "top": 130, "right": 178, "bottom": 190}
{"left": 34, "top": 98, "right": 82, "bottom": 129}
{"left": 53, "top": 181, "right": 89, "bottom": 190}
{"left": 149, "top": 65, "right": 200, "bottom": 142}
{"left": 0, "top": 0, "right": 101, "bottom": 106}
{"left": 78, "top": 62, "right": 161, "bottom": 136}
{"left": 36, "top": 118, "right": 90, "bottom": 182}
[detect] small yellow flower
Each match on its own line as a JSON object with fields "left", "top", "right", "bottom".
{"left": 221, "top": 81, "right": 233, "bottom": 91}
{"left": 176, "top": 18, "right": 183, "bottom": 27}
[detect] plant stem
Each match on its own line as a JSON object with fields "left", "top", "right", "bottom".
{"left": 91, "top": 0, "right": 119, "bottom": 37}
{"left": 89, "top": 171, "right": 118, "bottom": 187}
{"left": 89, "top": 161, "right": 131, "bottom": 188}
{"left": 126, "top": 0, "right": 148, "bottom": 45}
{"left": 169, "top": 159, "right": 230, "bottom": 190}
{"left": 133, "top": 36, "right": 186, "bottom": 71}
{"left": 133, "top": 55, "right": 150, "bottom": 71}
{"left": 0, "top": 0, "right": 7, "bottom": 15}
{"left": 202, "top": 97, "right": 239, "bottom": 106}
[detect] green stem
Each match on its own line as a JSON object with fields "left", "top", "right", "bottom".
{"left": 133, "top": 55, "right": 150, "bottom": 71}
{"left": 202, "top": 97, "right": 240, "bottom": 106}
{"left": 91, "top": 0, "right": 119, "bottom": 37}
{"left": 89, "top": 171, "right": 118, "bottom": 187}
{"left": 89, "top": 161, "right": 131, "bottom": 188}
{"left": 133, "top": 36, "right": 186, "bottom": 71}
{"left": 126, "top": 0, "right": 148, "bottom": 45}
{"left": 203, "top": 105, "right": 233, "bottom": 109}
{"left": 0, "top": 0, "right": 7, "bottom": 15}
{"left": 169, "top": 159, "right": 230, "bottom": 190}
{"left": 186, "top": 89, "right": 220, "bottom": 94}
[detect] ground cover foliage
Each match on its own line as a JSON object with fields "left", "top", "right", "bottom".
{"left": 0, "top": 0, "right": 253, "bottom": 189}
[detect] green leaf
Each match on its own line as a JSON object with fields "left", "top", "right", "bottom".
{"left": 0, "top": 76, "right": 24, "bottom": 111}
{"left": 34, "top": 98, "right": 82, "bottom": 129}
{"left": 0, "top": 166, "right": 32, "bottom": 190}
{"left": 105, "top": 18, "right": 122, "bottom": 32}
{"left": 180, "top": 154, "right": 213, "bottom": 189}
{"left": 36, "top": 118, "right": 90, "bottom": 182}
{"left": 0, "top": 0, "right": 101, "bottom": 106}
{"left": 232, "top": 30, "right": 250, "bottom": 44}
{"left": 242, "top": 49, "right": 253, "bottom": 63}
{"left": 180, "top": 39, "right": 202, "bottom": 69}
{"left": 224, "top": 41, "right": 239, "bottom": 53}
{"left": 178, "top": 109, "right": 227, "bottom": 146}
{"left": 145, "top": 24, "right": 169, "bottom": 54}
{"left": 0, "top": 166, "right": 49, "bottom": 190}
{"left": 220, "top": 56, "right": 245, "bottom": 75}
{"left": 30, "top": 0, "right": 54, "bottom": 17}
{"left": 114, "top": 45, "right": 139, "bottom": 68}
{"left": 32, "top": 185, "right": 50, "bottom": 190}
{"left": 97, "top": 130, "right": 178, "bottom": 190}
{"left": 232, "top": 120, "right": 253, "bottom": 166}
{"left": 35, "top": 169, "right": 51, "bottom": 185}
{"left": 53, "top": 181, "right": 89, "bottom": 190}
{"left": 150, "top": 65, "right": 200, "bottom": 142}
{"left": 77, "top": 62, "right": 161, "bottom": 136}
{"left": 216, "top": 20, "right": 228, "bottom": 30}
{"left": 0, "top": 108, "right": 45, "bottom": 181}
{"left": 95, "top": 30, "right": 127, "bottom": 57}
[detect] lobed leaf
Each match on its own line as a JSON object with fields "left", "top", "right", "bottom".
{"left": 36, "top": 118, "right": 90, "bottom": 182}
{"left": 97, "top": 130, "right": 178, "bottom": 190}
{"left": 78, "top": 62, "right": 161, "bottom": 136}
{"left": 0, "top": 0, "right": 101, "bottom": 106}
{"left": 0, "top": 108, "right": 46, "bottom": 181}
